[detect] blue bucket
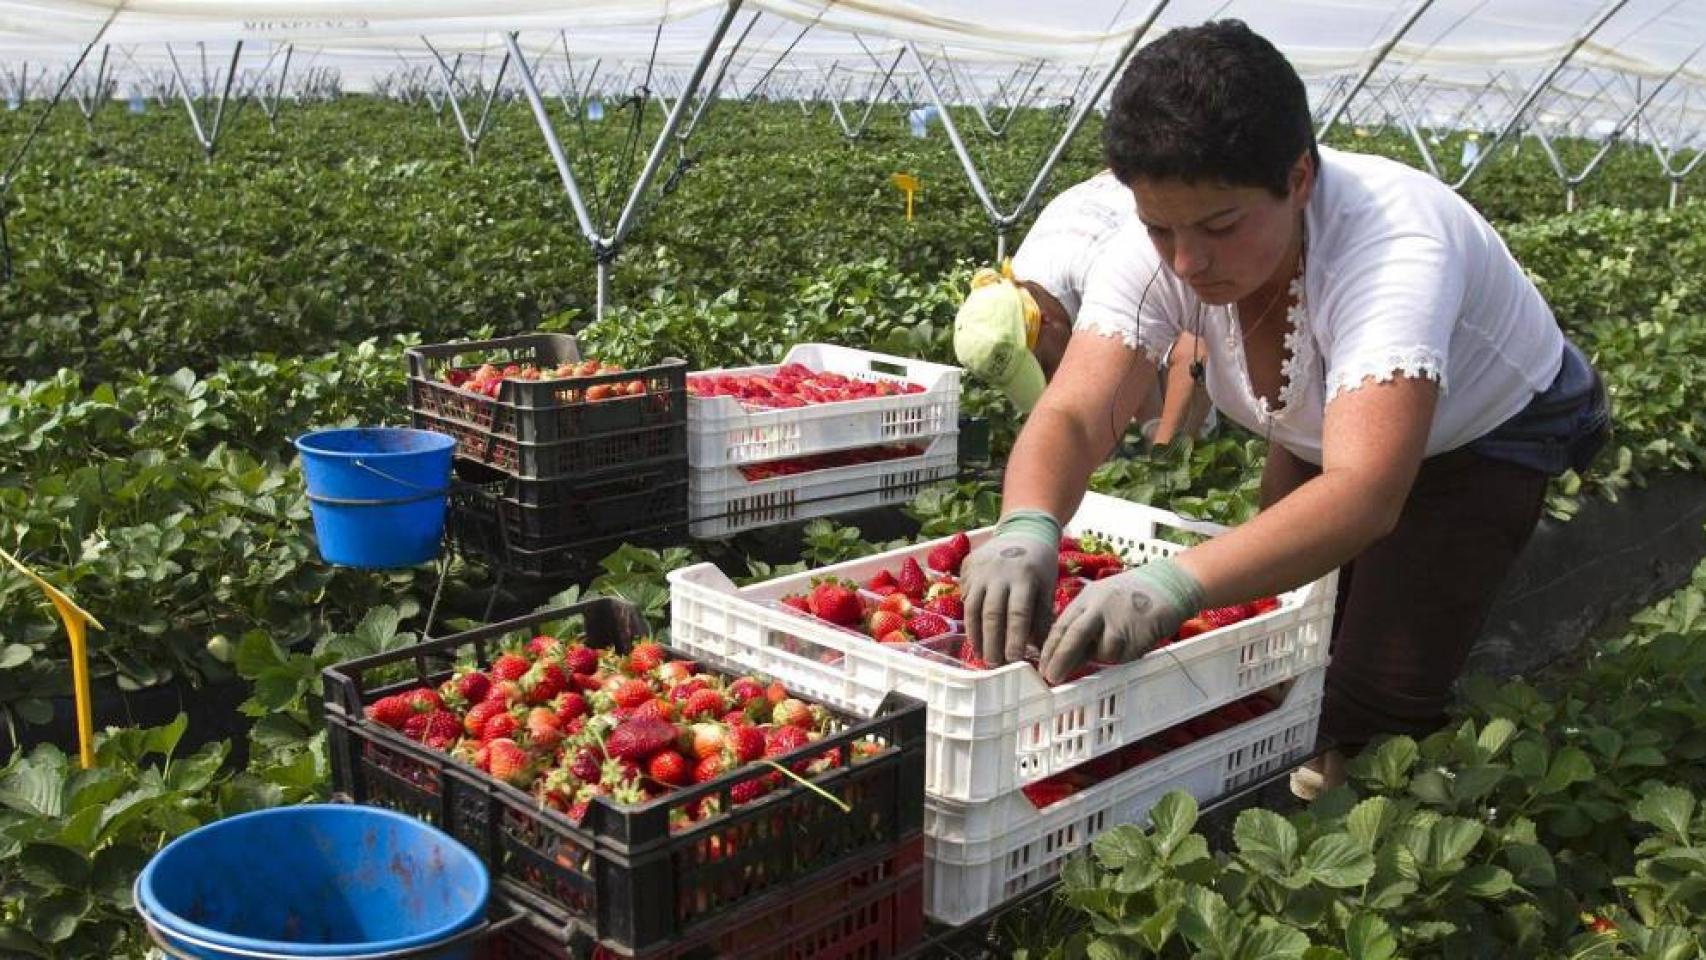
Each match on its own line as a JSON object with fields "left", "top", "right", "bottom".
{"left": 135, "top": 805, "right": 490, "bottom": 960}
{"left": 294, "top": 428, "right": 456, "bottom": 569}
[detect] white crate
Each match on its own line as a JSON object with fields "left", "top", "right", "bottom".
{"left": 923, "top": 668, "right": 1325, "bottom": 925}
{"left": 687, "top": 344, "right": 961, "bottom": 469}
{"left": 668, "top": 492, "right": 1336, "bottom": 801}
{"left": 688, "top": 434, "right": 959, "bottom": 539}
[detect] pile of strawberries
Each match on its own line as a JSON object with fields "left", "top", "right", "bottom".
{"left": 737, "top": 443, "right": 924, "bottom": 482}
{"left": 688, "top": 362, "right": 926, "bottom": 410}
{"left": 443, "top": 359, "right": 647, "bottom": 401}
{"left": 1019, "top": 690, "right": 1282, "bottom": 810}
{"left": 361, "top": 635, "right": 861, "bottom": 831}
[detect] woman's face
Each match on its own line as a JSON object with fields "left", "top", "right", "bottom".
{"left": 1129, "top": 155, "right": 1312, "bottom": 306}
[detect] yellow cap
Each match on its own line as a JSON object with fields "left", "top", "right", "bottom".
{"left": 955, "top": 273, "right": 1048, "bottom": 413}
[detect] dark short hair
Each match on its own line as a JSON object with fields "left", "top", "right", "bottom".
{"left": 1103, "top": 20, "right": 1319, "bottom": 197}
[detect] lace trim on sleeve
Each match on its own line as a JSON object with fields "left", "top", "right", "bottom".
{"left": 1324, "top": 346, "right": 1448, "bottom": 402}
{"left": 1077, "top": 313, "right": 1170, "bottom": 367}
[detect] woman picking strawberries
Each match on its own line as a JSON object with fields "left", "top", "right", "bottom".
{"left": 961, "top": 21, "right": 1609, "bottom": 796}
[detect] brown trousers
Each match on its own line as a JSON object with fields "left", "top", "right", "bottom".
{"left": 1292, "top": 447, "right": 1550, "bottom": 751}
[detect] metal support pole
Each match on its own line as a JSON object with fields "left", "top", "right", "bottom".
{"left": 424, "top": 38, "right": 511, "bottom": 159}
{"left": 260, "top": 44, "right": 294, "bottom": 130}
{"left": 678, "top": 11, "right": 761, "bottom": 142}
{"left": 1452, "top": 0, "right": 1633, "bottom": 191}
{"left": 166, "top": 40, "right": 244, "bottom": 159}
{"left": 903, "top": 0, "right": 1170, "bottom": 246}
{"left": 1317, "top": 0, "right": 1437, "bottom": 142}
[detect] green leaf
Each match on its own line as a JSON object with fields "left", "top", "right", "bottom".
{"left": 1135, "top": 900, "right": 1180, "bottom": 953}
{"left": 1452, "top": 864, "right": 1514, "bottom": 898}
{"left": 235, "top": 629, "right": 288, "bottom": 677}
{"left": 1344, "top": 913, "right": 1396, "bottom": 960}
{"left": 0, "top": 644, "right": 32, "bottom": 669}
{"left": 166, "top": 742, "right": 229, "bottom": 793}
{"left": 142, "top": 712, "right": 189, "bottom": 759}
{"left": 91, "top": 843, "right": 152, "bottom": 908}
{"left": 1178, "top": 884, "right": 1240, "bottom": 958}
{"left": 29, "top": 891, "right": 90, "bottom": 944}
{"left": 1426, "top": 817, "right": 1484, "bottom": 870}
{"left": 1301, "top": 834, "right": 1375, "bottom": 889}
{"left": 1502, "top": 843, "right": 1557, "bottom": 888}
{"left": 1358, "top": 737, "right": 1418, "bottom": 790}
{"left": 1475, "top": 717, "right": 1517, "bottom": 759}
{"left": 18, "top": 842, "right": 90, "bottom": 889}
{"left": 1234, "top": 808, "right": 1298, "bottom": 875}
{"left": 0, "top": 748, "right": 69, "bottom": 817}
{"left": 0, "top": 924, "right": 47, "bottom": 957}
{"left": 1092, "top": 825, "right": 1156, "bottom": 871}
{"left": 1634, "top": 784, "right": 1698, "bottom": 841}
{"left": 1537, "top": 746, "right": 1594, "bottom": 796}
{"left": 1345, "top": 797, "right": 1394, "bottom": 851}
{"left": 1148, "top": 791, "right": 1199, "bottom": 859}
{"left": 1302, "top": 950, "right": 1349, "bottom": 960}
{"left": 1236, "top": 921, "right": 1310, "bottom": 960}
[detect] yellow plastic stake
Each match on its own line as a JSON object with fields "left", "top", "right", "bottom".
{"left": 890, "top": 172, "right": 920, "bottom": 222}
{"left": 0, "top": 548, "right": 103, "bottom": 768}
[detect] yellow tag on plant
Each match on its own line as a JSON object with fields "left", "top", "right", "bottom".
{"left": 890, "top": 172, "right": 921, "bottom": 222}
{"left": 0, "top": 547, "right": 103, "bottom": 768}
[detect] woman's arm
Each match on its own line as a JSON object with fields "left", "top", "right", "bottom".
{"left": 1003, "top": 332, "right": 1160, "bottom": 522}
{"left": 1174, "top": 376, "right": 1438, "bottom": 605}
{"left": 1151, "top": 331, "right": 1212, "bottom": 445}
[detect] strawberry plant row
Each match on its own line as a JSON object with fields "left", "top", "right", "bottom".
{"left": 321, "top": 597, "right": 925, "bottom": 957}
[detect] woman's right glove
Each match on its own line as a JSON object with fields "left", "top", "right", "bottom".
{"left": 962, "top": 509, "right": 1061, "bottom": 665}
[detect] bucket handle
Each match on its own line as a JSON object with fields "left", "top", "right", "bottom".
{"left": 306, "top": 458, "right": 450, "bottom": 509}
{"left": 135, "top": 881, "right": 523, "bottom": 960}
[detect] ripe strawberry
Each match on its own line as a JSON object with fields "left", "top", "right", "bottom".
{"left": 527, "top": 707, "right": 563, "bottom": 750}
{"left": 766, "top": 681, "right": 788, "bottom": 704}
{"left": 683, "top": 688, "right": 727, "bottom": 720}
{"left": 365, "top": 694, "right": 414, "bottom": 730}
{"left": 647, "top": 750, "right": 692, "bottom": 787}
{"left": 926, "top": 544, "right": 962, "bottom": 575}
{"left": 956, "top": 640, "right": 990, "bottom": 670}
{"left": 606, "top": 718, "right": 680, "bottom": 761}
{"left": 1250, "top": 596, "right": 1282, "bottom": 615}
{"left": 421, "top": 711, "right": 462, "bottom": 751}
{"left": 722, "top": 709, "right": 750, "bottom": 727}
{"left": 526, "top": 634, "right": 562, "bottom": 659}
{"left": 780, "top": 594, "right": 812, "bottom": 614}
{"left": 907, "top": 612, "right": 952, "bottom": 639}
{"left": 613, "top": 677, "right": 655, "bottom": 710}
{"left": 731, "top": 778, "right": 770, "bottom": 805}
{"left": 564, "top": 645, "right": 600, "bottom": 676}
{"left": 868, "top": 609, "right": 907, "bottom": 639}
{"left": 897, "top": 558, "right": 928, "bottom": 600}
{"left": 727, "top": 677, "right": 766, "bottom": 706}
{"left": 878, "top": 630, "right": 912, "bottom": 645}
{"left": 464, "top": 699, "right": 509, "bottom": 739}
{"left": 764, "top": 724, "right": 811, "bottom": 759}
{"left": 731, "top": 724, "right": 766, "bottom": 763}
{"left": 948, "top": 532, "right": 972, "bottom": 560}
{"left": 402, "top": 712, "right": 431, "bottom": 741}
{"left": 486, "top": 738, "right": 534, "bottom": 787}
{"left": 1176, "top": 616, "right": 1213, "bottom": 640}
{"left": 657, "top": 660, "right": 696, "bottom": 686}
{"left": 491, "top": 652, "right": 531, "bottom": 683}
{"left": 626, "top": 640, "right": 666, "bottom": 675}
{"left": 566, "top": 801, "right": 589, "bottom": 824}
{"left": 1059, "top": 535, "right": 1083, "bottom": 552}
{"left": 568, "top": 748, "right": 602, "bottom": 783}
{"left": 489, "top": 680, "right": 522, "bottom": 705}
{"left": 1054, "top": 579, "right": 1086, "bottom": 616}
{"left": 924, "top": 595, "right": 964, "bottom": 620}
{"left": 693, "top": 755, "right": 727, "bottom": 784}
{"left": 523, "top": 663, "right": 569, "bottom": 704}
{"left": 554, "top": 691, "right": 588, "bottom": 723}
{"left": 807, "top": 581, "right": 863, "bottom": 626}
{"left": 402, "top": 688, "right": 442, "bottom": 713}
{"left": 631, "top": 698, "right": 677, "bottom": 723}
{"left": 668, "top": 678, "right": 709, "bottom": 704}
{"left": 772, "top": 699, "right": 814, "bottom": 730}
{"left": 481, "top": 711, "right": 520, "bottom": 743}
{"left": 1021, "top": 779, "right": 1077, "bottom": 810}
{"left": 687, "top": 722, "right": 729, "bottom": 760}
{"left": 877, "top": 593, "right": 913, "bottom": 616}
{"left": 866, "top": 569, "right": 898, "bottom": 591}
{"left": 1201, "top": 605, "right": 1253, "bottom": 630}
{"left": 452, "top": 669, "right": 492, "bottom": 706}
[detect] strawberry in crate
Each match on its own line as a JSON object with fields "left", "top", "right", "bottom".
{"left": 360, "top": 634, "right": 868, "bottom": 834}
{"left": 444, "top": 358, "right": 646, "bottom": 399}
{"left": 688, "top": 362, "right": 927, "bottom": 410}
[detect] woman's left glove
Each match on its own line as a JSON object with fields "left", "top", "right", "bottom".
{"left": 1038, "top": 558, "right": 1205, "bottom": 684}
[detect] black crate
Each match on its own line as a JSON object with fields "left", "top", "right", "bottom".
{"left": 323, "top": 599, "right": 927, "bottom": 958}
{"left": 406, "top": 334, "right": 688, "bottom": 476}
{"left": 448, "top": 460, "right": 689, "bottom": 578}
{"left": 484, "top": 834, "right": 925, "bottom": 960}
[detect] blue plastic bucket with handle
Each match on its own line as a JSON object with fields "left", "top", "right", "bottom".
{"left": 135, "top": 804, "right": 491, "bottom": 960}
{"left": 294, "top": 428, "right": 455, "bottom": 569}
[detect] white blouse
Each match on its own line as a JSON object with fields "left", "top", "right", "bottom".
{"left": 1074, "top": 146, "right": 1565, "bottom": 464}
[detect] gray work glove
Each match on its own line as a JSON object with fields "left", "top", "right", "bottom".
{"left": 962, "top": 509, "right": 1060, "bottom": 666}
{"left": 1038, "top": 558, "right": 1205, "bottom": 685}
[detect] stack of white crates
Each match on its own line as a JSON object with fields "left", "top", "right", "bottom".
{"left": 668, "top": 492, "right": 1336, "bottom": 925}
{"left": 686, "top": 344, "right": 961, "bottom": 538}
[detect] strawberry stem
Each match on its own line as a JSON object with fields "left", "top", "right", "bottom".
{"left": 758, "top": 759, "right": 851, "bottom": 813}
